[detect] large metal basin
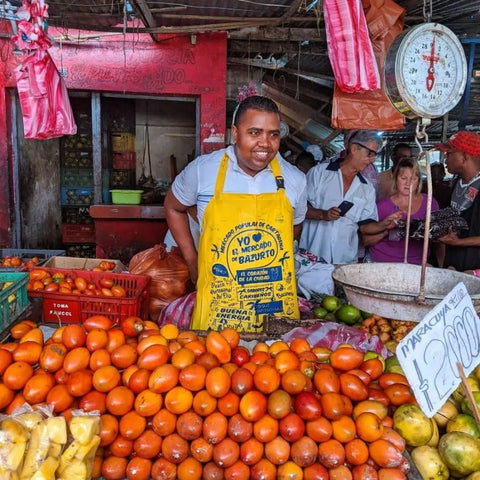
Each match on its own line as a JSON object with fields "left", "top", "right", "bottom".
{"left": 332, "top": 263, "right": 480, "bottom": 322}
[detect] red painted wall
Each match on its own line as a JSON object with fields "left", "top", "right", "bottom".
{"left": 0, "top": 31, "right": 227, "bottom": 246}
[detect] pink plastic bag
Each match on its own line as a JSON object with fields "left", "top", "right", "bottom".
{"left": 158, "top": 292, "right": 196, "bottom": 330}
{"left": 282, "top": 321, "right": 392, "bottom": 358}
{"left": 15, "top": 50, "right": 77, "bottom": 139}
{"left": 323, "top": 0, "right": 380, "bottom": 92}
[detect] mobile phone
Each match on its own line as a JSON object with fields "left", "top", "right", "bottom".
{"left": 338, "top": 200, "right": 354, "bottom": 216}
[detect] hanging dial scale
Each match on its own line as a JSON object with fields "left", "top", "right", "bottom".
{"left": 384, "top": 22, "right": 467, "bottom": 119}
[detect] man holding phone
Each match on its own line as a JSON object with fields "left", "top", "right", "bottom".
{"left": 299, "top": 130, "right": 400, "bottom": 264}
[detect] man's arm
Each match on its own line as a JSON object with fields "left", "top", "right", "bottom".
{"left": 359, "top": 211, "right": 402, "bottom": 235}
{"left": 306, "top": 203, "right": 341, "bottom": 221}
{"left": 439, "top": 230, "right": 480, "bottom": 247}
{"left": 164, "top": 189, "right": 198, "bottom": 283}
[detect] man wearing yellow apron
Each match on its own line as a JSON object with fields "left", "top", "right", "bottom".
{"left": 164, "top": 96, "right": 307, "bottom": 332}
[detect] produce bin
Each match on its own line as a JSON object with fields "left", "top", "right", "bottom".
{"left": 43, "top": 256, "right": 126, "bottom": 272}
{"left": 0, "top": 272, "right": 30, "bottom": 331}
{"left": 0, "top": 248, "right": 66, "bottom": 271}
{"left": 110, "top": 189, "right": 143, "bottom": 205}
{"left": 61, "top": 224, "right": 96, "bottom": 243}
{"left": 28, "top": 268, "right": 149, "bottom": 323}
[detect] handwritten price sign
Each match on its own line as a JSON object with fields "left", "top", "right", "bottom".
{"left": 397, "top": 282, "right": 480, "bottom": 417}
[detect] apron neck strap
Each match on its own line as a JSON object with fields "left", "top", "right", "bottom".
{"left": 214, "top": 153, "right": 284, "bottom": 195}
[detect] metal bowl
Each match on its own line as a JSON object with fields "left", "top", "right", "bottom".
{"left": 332, "top": 263, "right": 480, "bottom": 321}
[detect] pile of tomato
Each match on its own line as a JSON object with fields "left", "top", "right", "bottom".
{"left": 26, "top": 269, "right": 127, "bottom": 297}
{"left": 0, "top": 317, "right": 415, "bottom": 480}
{"left": 0, "top": 255, "right": 40, "bottom": 268}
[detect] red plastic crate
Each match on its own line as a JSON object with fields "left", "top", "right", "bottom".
{"left": 62, "top": 224, "right": 96, "bottom": 243}
{"left": 28, "top": 268, "right": 150, "bottom": 324}
{"left": 113, "top": 151, "right": 136, "bottom": 170}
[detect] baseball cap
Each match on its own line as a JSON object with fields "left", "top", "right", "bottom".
{"left": 436, "top": 131, "right": 480, "bottom": 157}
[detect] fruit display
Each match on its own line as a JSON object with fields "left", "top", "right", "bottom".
{"left": 310, "top": 294, "right": 417, "bottom": 350}
{"left": 91, "top": 261, "right": 117, "bottom": 272}
{"left": 0, "top": 407, "right": 100, "bottom": 480}
{"left": 359, "top": 316, "right": 417, "bottom": 352}
{"left": 391, "top": 363, "right": 480, "bottom": 479}
{"left": 0, "top": 317, "right": 419, "bottom": 479}
{"left": 27, "top": 270, "right": 127, "bottom": 297}
{"left": 0, "top": 256, "right": 40, "bottom": 269}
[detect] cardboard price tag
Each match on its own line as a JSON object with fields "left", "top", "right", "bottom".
{"left": 397, "top": 282, "right": 480, "bottom": 417}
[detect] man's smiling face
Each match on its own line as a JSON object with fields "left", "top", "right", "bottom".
{"left": 231, "top": 108, "right": 281, "bottom": 176}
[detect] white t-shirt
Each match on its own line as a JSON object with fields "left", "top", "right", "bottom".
{"left": 299, "top": 160, "right": 378, "bottom": 264}
{"left": 171, "top": 145, "right": 307, "bottom": 229}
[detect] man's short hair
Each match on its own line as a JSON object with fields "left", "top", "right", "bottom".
{"left": 347, "top": 130, "right": 382, "bottom": 152}
{"left": 392, "top": 142, "right": 412, "bottom": 157}
{"left": 233, "top": 95, "right": 279, "bottom": 126}
{"left": 296, "top": 151, "right": 315, "bottom": 168}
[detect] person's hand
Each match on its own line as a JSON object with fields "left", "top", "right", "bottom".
{"left": 324, "top": 207, "right": 341, "bottom": 221}
{"left": 183, "top": 252, "right": 198, "bottom": 285}
{"left": 382, "top": 211, "right": 402, "bottom": 230}
{"left": 439, "top": 227, "right": 461, "bottom": 246}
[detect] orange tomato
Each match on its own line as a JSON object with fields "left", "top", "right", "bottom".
{"left": 290, "top": 436, "right": 318, "bottom": 468}
{"left": 384, "top": 383, "right": 415, "bottom": 405}
{"left": 378, "top": 372, "right": 410, "bottom": 389}
{"left": 111, "top": 285, "right": 127, "bottom": 297}
{"left": 176, "top": 411, "right": 203, "bottom": 441}
{"left": 331, "top": 415, "right": 356, "bottom": 443}
{"left": 340, "top": 373, "right": 369, "bottom": 401}
{"left": 314, "top": 368, "right": 340, "bottom": 394}
{"left": 62, "top": 324, "right": 86, "bottom": 349}
{"left": 355, "top": 412, "right": 384, "bottom": 443}
{"left": 146, "top": 364, "right": 177, "bottom": 394}
{"left": 330, "top": 348, "right": 364, "bottom": 371}
{"left": 253, "top": 365, "right": 280, "bottom": 394}
{"left": 19, "top": 327, "right": 43, "bottom": 345}
{"left": 205, "top": 331, "right": 231, "bottom": 364}
{"left": 63, "top": 347, "right": 90, "bottom": 374}
{"left": 306, "top": 416, "right": 333, "bottom": 443}
{"left": 12, "top": 341, "right": 42, "bottom": 364}
{"left": 317, "top": 438, "right": 345, "bottom": 469}
{"left": 3, "top": 361, "right": 34, "bottom": 390}
{"left": 83, "top": 315, "right": 115, "bottom": 331}
{"left": 369, "top": 439, "right": 404, "bottom": 468}
{"left": 74, "top": 277, "right": 87, "bottom": 291}
{"left": 120, "top": 410, "right": 147, "bottom": 440}
{"left": 10, "top": 321, "right": 34, "bottom": 339}
{"left": 320, "top": 392, "right": 345, "bottom": 421}
{"left": 239, "top": 391, "right": 267, "bottom": 422}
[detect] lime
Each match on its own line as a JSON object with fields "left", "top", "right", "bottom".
{"left": 324, "top": 312, "right": 336, "bottom": 322}
{"left": 322, "top": 296, "right": 341, "bottom": 312}
{"left": 335, "top": 305, "right": 361, "bottom": 325}
{"left": 312, "top": 306, "right": 328, "bottom": 319}
{"left": 385, "top": 355, "right": 404, "bottom": 375}
{"left": 361, "top": 310, "right": 373, "bottom": 320}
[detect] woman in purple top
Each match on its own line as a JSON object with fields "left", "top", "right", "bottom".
{"left": 367, "top": 158, "right": 439, "bottom": 264}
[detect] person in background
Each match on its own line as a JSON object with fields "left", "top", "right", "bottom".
{"left": 421, "top": 162, "right": 452, "bottom": 209}
{"left": 299, "top": 130, "right": 400, "bottom": 264}
{"left": 377, "top": 142, "right": 413, "bottom": 200}
{"left": 325, "top": 130, "right": 380, "bottom": 197}
{"left": 164, "top": 95, "right": 307, "bottom": 330}
{"left": 366, "top": 158, "right": 440, "bottom": 264}
{"left": 295, "top": 151, "right": 316, "bottom": 174}
{"left": 436, "top": 131, "right": 480, "bottom": 272}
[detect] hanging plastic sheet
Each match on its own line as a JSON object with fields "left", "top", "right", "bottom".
{"left": 323, "top": 0, "right": 380, "bottom": 93}
{"left": 14, "top": 49, "right": 77, "bottom": 139}
{"left": 330, "top": 0, "right": 406, "bottom": 130}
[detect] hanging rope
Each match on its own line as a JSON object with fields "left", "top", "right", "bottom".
{"left": 295, "top": 42, "right": 301, "bottom": 100}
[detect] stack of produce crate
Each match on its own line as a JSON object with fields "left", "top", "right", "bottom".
{"left": 111, "top": 132, "right": 136, "bottom": 190}
{"left": 60, "top": 104, "right": 96, "bottom": 258}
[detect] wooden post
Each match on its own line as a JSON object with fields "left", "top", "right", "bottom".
{"left": 457, "top": 362, "right": 480, "bottom": 427}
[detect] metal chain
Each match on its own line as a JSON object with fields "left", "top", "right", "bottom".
{"left": 423, "top": 0, "right": 433, "bottom": 22}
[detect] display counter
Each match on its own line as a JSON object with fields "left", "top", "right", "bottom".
{"left": 89, "top": 204, "right": 168, "bottom": 264}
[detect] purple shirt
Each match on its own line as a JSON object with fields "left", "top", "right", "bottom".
{"left": 369, "top": 194, "right": 439, "bottom": 265}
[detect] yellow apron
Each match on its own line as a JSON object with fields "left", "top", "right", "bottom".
{"left": 191, "top": 153, "right": 299, "bottom": 332}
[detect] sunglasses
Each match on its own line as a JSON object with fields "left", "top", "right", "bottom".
{"left": 352, "top": 142, "right": 378, "bottom": 158}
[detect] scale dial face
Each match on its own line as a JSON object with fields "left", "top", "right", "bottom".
{"left": 385, "top": 23, "right": 467, "bottom": 119}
